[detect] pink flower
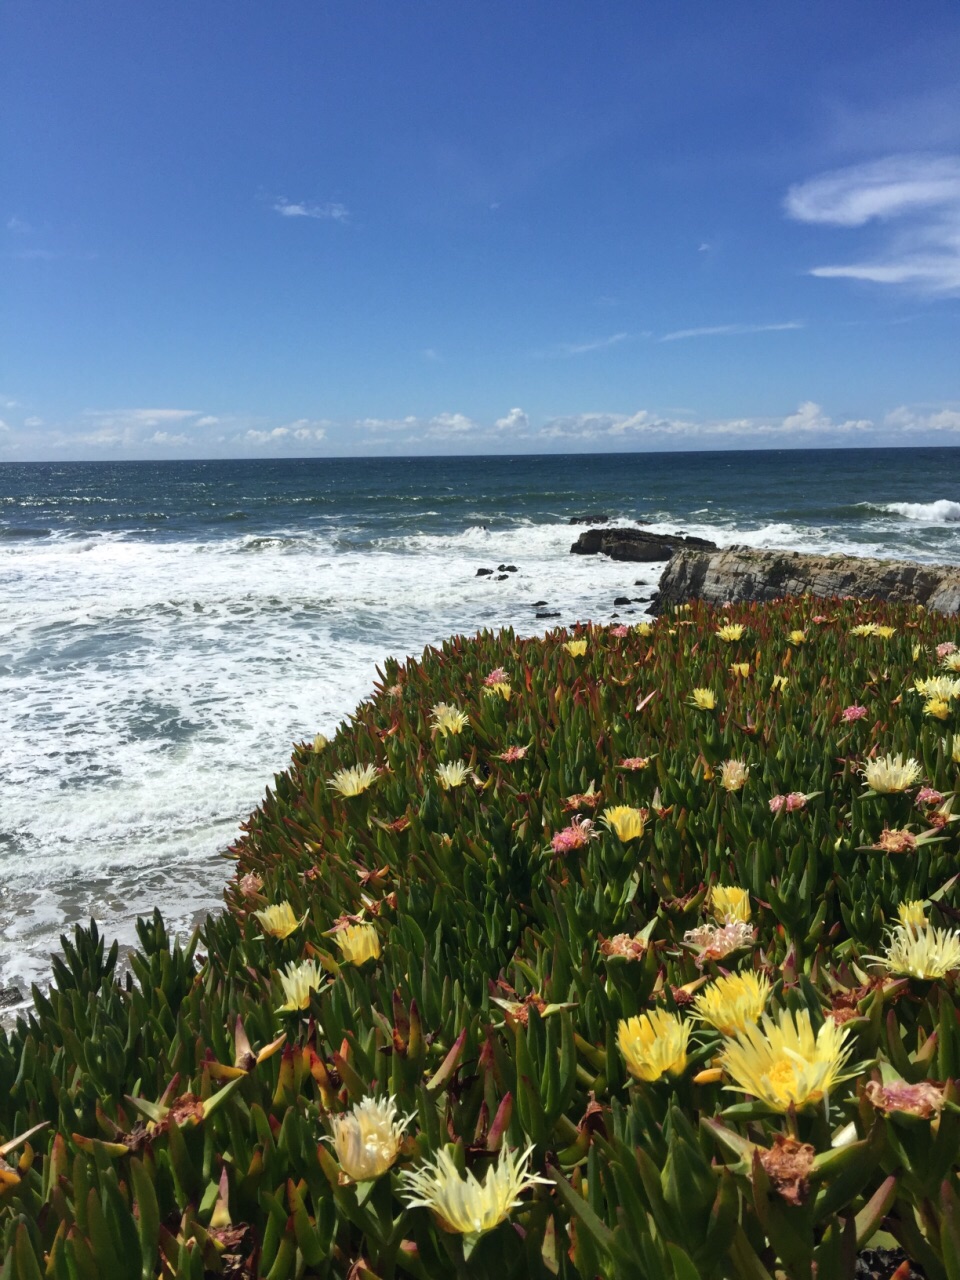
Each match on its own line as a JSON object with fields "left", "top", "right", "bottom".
{"left": 937, "top": 642, "right": 957, "bottom": 659}
{"left": 484, "top": 667, "right": 509, "bottom": 686}
{"left": 915, "top": 787, "right": 944, "bottom": 808}
{"left": 812, "top": 615, "right": 829, "bottom": 624}
{"left": 498, "top": 745, "right": 528, "bottom": 762}
{"left": 609, "top": 624, "right": 629, "bottom": 638}
{"left": 768, "top": 795, "right": 787, "bottom": 814}
{"left": 785, "top": 792, "right": 807, "bottom": 812}
{"left": 550, "top": 816, "right": 598, "bottom": 854}
{"left": 842, "top": 705, "right": 868, "bottom": 722}
{"left": 618, "top": 756, "right": 650, "bottom": 771}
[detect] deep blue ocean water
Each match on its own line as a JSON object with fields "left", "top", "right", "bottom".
{"left": 3, "top": 447, "right": 960, "bottom": 997}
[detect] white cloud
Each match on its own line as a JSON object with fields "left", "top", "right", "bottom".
{"left": 148, "top": 431, "right": 189, "bottom": 446}
{"left": 6, "top": 216, "right": 31, "bottom": 234}
{"left": 85, "top": 408, "right": 200, "bottom": 427}
{"left": 424, "top": 412, "right": 478, "bottom": 438}
{"left": 884, "top": 404, "right": 960, "bottom": 434}
{"left": 538, "top": 402, "right": 872, "bottom": 444}
{"left": 661, "top": 322, "right": 803, "bottom": 342}
{"left": 194, "top": 415, "right": 220, "bottom": 427}
{"left": 273, "top": 197, "right": 349, "bottom": 222}
{"left": 552, "top": 332, "right": 628, "bottom": 357}
{"left": 24, "top": 416, "right": 43, "bottom": 427}
{"left": 494, "top": 407, "right": 528, "bottom": 432}
{"left": 786, "top": 154, "right": 960, "bottom": 294}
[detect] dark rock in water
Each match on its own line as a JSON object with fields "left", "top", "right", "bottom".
{"left": 569, "top": 513, "right": 610, "bottom": 524}
{"left": 654, "top": 546, "right": 960, "bottom": 615}
{"left": 613, "top": 595, "right": 632, "bottom": 606}
{"left": 497, "top": 564, "right": 518, "bottom": 572}
{"left": 571, "top": 527, "right": 717, "bottom": 563}
{"left": 632, "top": 596, "right": 649, "bottom": 603}
{"left": 536, "top": 610, "right": 561, "bottom": 618}
{"left": 855, "top": 1246, "right": 925, "bottom": 1279}
{"left": 476, "top": 567, "right": 494, "bottom": 577}
{"left": 496, "top": 573, "right": 509, "bottom": 580}
{"left": 531, "top": 600, "right": 548, "bottom": 607}
{"left": 0, "top": 986, "right": 23, "bottom": 1009}
{"left": 611, "top": 612, "right": 619, "bottom": 618}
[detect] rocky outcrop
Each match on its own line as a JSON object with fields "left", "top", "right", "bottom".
{"left": 653, "top": 546, "right": 960, "bottom": 614}
{"left": 570, "top": 527, "right": 717, "bottom": 563}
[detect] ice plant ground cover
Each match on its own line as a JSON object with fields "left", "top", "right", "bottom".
{"left": 8, "top": 601, "right": 960, "bottom": 1277}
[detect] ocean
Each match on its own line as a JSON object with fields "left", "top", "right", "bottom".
{"left": 3, "top": 447, "right": 960, "bottom": 1001}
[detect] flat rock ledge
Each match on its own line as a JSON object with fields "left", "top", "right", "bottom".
{"left": 653, "top": 546, "right": 960, "bottom": 615}
{"left": 570, "top": 526, "right": 717, "bottom": 562}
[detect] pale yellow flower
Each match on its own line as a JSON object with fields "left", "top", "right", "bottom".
{"left": 312, "top": 733, "right": 329, "bottom": 752}
{"left": 401, "top": 1145, "right": 548, "bottom": 1242}
{"left": 788, "top": 630, "right": 807, "bottom": 645}
{"left": 255, "top": 902, "right": 305, "bottom": 939}
{"left": 719, "top": 759, "right": 749, "bottom": 792}
{"left": 431, "top": 703, "right": 470, "bottom": 736}
{"left": 729, "top": 662, "right": 750, "bottom": 677}
{"left": 482, "top": 682, "right": 512, "bottom": 701}
{"left": 334, "top": 923, "right": 381, "bottom": 966}
{"left": 878, "top": 923, "right": 960, "bottom": 979}
{"left": 925, "top": 697, "right": 950, "bottom": 720}
{"left": 601, "top": 805, "right": 646, "bottom": 841}
{"left": 694, "top": 972, "right": 771, "bottom": 1036}
{"left": 710, "top": 885, "right": 751, "bottom": 923}
{"left": 719, "top": 1007, "right": 854, "bottom": 1112}
{"left": 914, "top": 676, "right": 960, "bottom": 700}
{"left": 850, "top": 623, "right": 879, "bottom": 637}
{"left": 277, "top": 959, "right": 325, "bottom": 1012}
{"left": 329, "top": 764, "right": 379, "bottom": 797}
{"left": 330, "top": 1096, "right": 411, "bottom": 1182}
{"left": 634, "top": 622, "right": 654, "bottom": 637}
{"left": 436, "top": 760, "right": 472, "bottom": 790}
{"left": 861, "top": 753, "right": 922, "bottom": 793}
{"left": 716, "top": 624, "right": 744, "bottom": 642}
{"left": 690, "top": 687, "right": 716, "bottom": 710}
{"left": 617, "top": 1009, "right": 691, "bottom": 1082}
{"left": 564, "top": 639, "right": 588, "bottom": 657}
{"left": 771, "top": 674, "right": 789, "bottom": 692}
{"left": 876, "top": 626, "right": 896, "bottom": 639}
{"left": 897, "top": 900, "right": 927, "bottom": 930}
{"left": 942, "top": 652, "right": 960, "bottom": 672}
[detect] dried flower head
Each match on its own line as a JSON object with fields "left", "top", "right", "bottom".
{"left": 618, "top": 756, "right": 650, "bottom": 771}
{"left": 599, "top": 932, "right": 648, "bottom": 961}
{"left": 873, "top": 828, "right": 917, "bottom": 854}
{"left": 550, "top": 816, "right": 598, "bottom": 854}
{"left": 864, "top": 1079, "right": 944, "bottom": 1118}
{"left": 915, "top": 787, "right": 944, "bottom": 807}
{"left": 484, "top": 667, "right": 509, "bottom": 686}
{"left": 842, "top": 705, "right": 868, "bottom": 722}
{"left": 498, "top": 744, "right": 528, "bottom": 762}
{"left": 684, "top": 920, "right": 756, "bottom": 965}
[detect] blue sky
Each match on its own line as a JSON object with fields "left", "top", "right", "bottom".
{"left": 3, "top": 1, "right": 960, "bottom": 458}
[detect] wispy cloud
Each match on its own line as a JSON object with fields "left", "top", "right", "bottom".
{"left": 660, "top": 322, "right": 803, "bottom": 342}
{"left": 6, "top": 215, "right": 32, "bottom": 234}
{"left": 786, "top": 154, "right": 960, "bottom": 294}
{"left": 272, "top": 197, "right": 349, "bottom": 222}
{"left": 538, "top": 332, "right": 628, "bottom": 358}
{"left": 538, "top": 401, "right": 872, "bottom": 444}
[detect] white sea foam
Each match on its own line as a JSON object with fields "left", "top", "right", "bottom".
{"left": 875, "top": 500, "right": 960, "bottom": 523}
{"left": 0, "top": 520, "right": 663, "bottom": 993}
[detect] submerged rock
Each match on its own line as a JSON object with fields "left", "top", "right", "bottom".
{"left": 655, "top": 546, "right": 960, "bottom": 614}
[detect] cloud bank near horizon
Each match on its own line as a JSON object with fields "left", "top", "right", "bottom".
{"left": 3, "top": 400, "right": 960, "bottom": 460}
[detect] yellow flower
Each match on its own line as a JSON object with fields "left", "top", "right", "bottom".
{"left": 716, "top": 624, "right": 745, "bottom": 642}
{"left": 876, "top": 626, "right": 896, "bottom": 639}
{"left": 436, "top": 761, "right": 472, "bottom": 790}
{"left": 690, "top": 687, "right": 716, "bottom": 710}
{"left": 861, "top": 753, "right": 922, "bottom": 793}
{"left": 601, "top": 805, "right": 646, "bottom": 841}
{"left": 617, "top": 1009, "right": 691, "bottom": 1081}
{"left": 914, "top": 676, "right": 960, "bottom": 699}
{"left": 925, "top": 697, "right": 950, "bottom": 720}
{"left": 710, "top": 885, "right": 751, "bottom": 923}
{"left": 330, "top": 1096, "right": 411, "bottom": 1182}
{"left": 564, "top": 639, "right": 588, "bottom": 657}
{"left": 719, "top": 1008, "right": 854, "bottom": 1112}
{"left": 329, "top": 764, "right": 379, "bottom": 797}
{"left": 878, "top": 922, "right": 960, "bottom": 979}
{"left": 255, "top": 902, "right": 305, "bottom": 939}
{"left": 729, "top": 662, "right": 750, "bottom": 677}
{"left": 719, "top": 759, "right": 749, "bottom": 792}
{"left": 942, "top": 652, "right": 960, "bottom": 672}
{"left": 482, "top": 682, "right": 512, "bottom": 701}
{"left": 897, "top": 900, "right": 927, "bottom": 930}
{"left": 635, "top": 622, "right": 654, "bottom": 637}
{"left": 694, "top": 972, "right": 771, "bottom": 1036}
{"left": 401, "top": 1145, "right": 548, "bottom": 1242}
{"left": 771, "top": 674, "right": 789, "bottom": 691}
{"left": 788, "top": 630, "right": 807, "bottom": 645}
{"left": 431, "top": 703, "right": 470, "bottom": 736}
{"left": 334, "top": 923, "right": 381, "bottom": 966}
{"left": 277, "top": 959, "right": 325, "bottom": 1012}
{"left": 851, "top": 623, "right": 879, "bottom": 637}
{"left": 312, "top": 733, "right": 329, "bottom": 752}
